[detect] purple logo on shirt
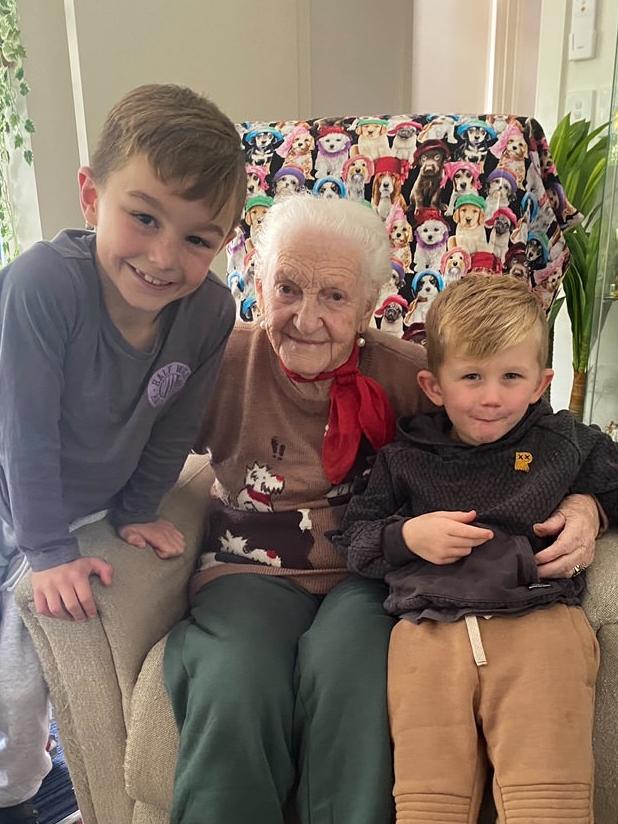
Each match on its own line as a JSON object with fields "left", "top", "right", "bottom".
{"left": 147, "top": 362, "right": 192, "bottom": 407}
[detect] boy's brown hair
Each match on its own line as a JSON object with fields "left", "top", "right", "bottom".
{"left": 424, "top": 275, "right": 549, "bottom": 373}
{"left": 90, "top": 83, "right": 246, "bottom": 228}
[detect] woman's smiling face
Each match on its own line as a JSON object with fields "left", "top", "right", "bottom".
{"left": 256, "top": 227, "right": 374, "bottom": 378}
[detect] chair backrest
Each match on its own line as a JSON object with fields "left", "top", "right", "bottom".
{"left": 228, "top": 113, "right": 580, "bottom": 343}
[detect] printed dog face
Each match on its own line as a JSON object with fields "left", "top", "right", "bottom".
{"left": 414, "top": 273, "right": 441, "bottom": 299}
{"left": 389, "top": 218, "right": 412, "bottom": 248}
{"left": 452, "top": 168, "right": 476, "bottom": 194}
{"left": 443, "top": 250, "right": 467, "bottom": 278}
{"left": 378, "top": 173, "right": 396, "bottom": 198}
{"left": 455, "top": 204, "right": 484, "bottom": 229}
{"left": 505, "top": 135, "right": 527, "bottom": 159}
{"left": 466, "top": 126, "right": 490, "bottom": 146}
{"left": 418, "top": 150, "right": 446, "bottom": 176}
{"left": 291, "top": 133, "right": 314, "bottom": 155}
{"left": 488, "top": 178, "right": 513, "bottom": 200}
{"left": 383, "top": 302, "right": 404, "bottom": 323}
{"left": 247, "top": 171, "right": 266, "bottom": 195}
{"left": 245, "top": 205, "right": 269, "bottom": 229}
{"left": 254, "top": 132, "right": 275, "bottom": 150}
{"left": 526, "top": 239, "right": 544, "bottom": 264}
{"left": 508, "top": 259, "right": 529, "bottom": 280}
{"left": 360, "top": 123, "right": 385, "bottom": 139}
{"left": 493, "top": 215, "right": 512, "bottom": 236}
{"left": 316, "top": 180, "right": 341, "bottom": 199}
{"left": 344, "top": 158, "right": 372, "bottom": 183}
{"left": 416, "top": 218, "right": 448, "bottom": 247}
{"left": 274, "top": 174, "right": 301, "bottom": 196}
{"left": 318, "top": 133, "right": 349, "bottom": 154}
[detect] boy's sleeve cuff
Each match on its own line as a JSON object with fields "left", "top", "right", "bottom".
{"left": 383, "top": 520, "right": 413, "bottom": 567}
{"left": 592, "top": 495, "right": 609, "bottom": 537}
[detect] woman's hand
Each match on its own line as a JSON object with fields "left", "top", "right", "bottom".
{"left": 118, "top": 519, "right": 185, "bottom": 559}
{"left": 402, "top": 511, "right": 493, "bottom": 565}
{"left": 533, "top": 494, "right": 599, "bottom": 579}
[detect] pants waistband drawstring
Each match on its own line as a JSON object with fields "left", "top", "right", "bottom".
{"left": 465, "top": 615, "right": 488, "bottom": 666}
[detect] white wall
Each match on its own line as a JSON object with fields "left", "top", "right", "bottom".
{"left": 535, "top": 0, "right": 618, "bottom": 415}
{"left": 17, "top": 0, "right": 415, "bottom": 245}
{"left": 410, "top": 0, "right": 493, "bottom": 113}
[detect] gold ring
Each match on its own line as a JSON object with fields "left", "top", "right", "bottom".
{"left": 571, "top": 563, "right": 586, "bottom": 577}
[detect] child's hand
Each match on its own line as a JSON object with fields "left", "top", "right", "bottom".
{"left": 401, "top": 511, "right": 493, "bottom": 565}
{"left": 31, "top": 557, "right": 114, "bottom": 622}
{"left": 118, "top": 519, "right": 185, "bottom": 559}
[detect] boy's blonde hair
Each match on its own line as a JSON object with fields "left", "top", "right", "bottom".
{"left": 425, "top": 275, "right": 549, "bottom": 373}
{"left": 91, "top": 83, "right": 246, "bottom": 227}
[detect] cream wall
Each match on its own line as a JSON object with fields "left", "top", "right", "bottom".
{"left": 535, "top": 0, "right": 618, "bottom": 416}
{"left": 17, "top": 0, "right": 414, "bottom": 245}
{"left": 410, "top": 0, "right": 493, "bottom": 113}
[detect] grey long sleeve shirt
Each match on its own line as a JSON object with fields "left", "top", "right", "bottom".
{"left": 0, "top": 229, "right": 234, "bottom": 574}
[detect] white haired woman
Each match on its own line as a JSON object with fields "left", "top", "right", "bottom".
{"left": 163, "top": 196, "right": 601, "bottom": 824}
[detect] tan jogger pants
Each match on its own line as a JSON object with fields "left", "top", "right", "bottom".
{"left": 388, "top": 605, "right": 599, "bottom": 824}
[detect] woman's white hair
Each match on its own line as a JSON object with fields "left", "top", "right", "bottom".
{"left": 254, "top": 194, "right": 393, "bottom": 294}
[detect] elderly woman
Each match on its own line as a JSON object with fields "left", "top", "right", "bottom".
{"left": 164, "top": 196, "right": 600, "bottom": 824}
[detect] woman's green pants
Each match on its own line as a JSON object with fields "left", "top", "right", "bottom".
{"left": 164, "top": 573, "right": 395, "bottom": 824}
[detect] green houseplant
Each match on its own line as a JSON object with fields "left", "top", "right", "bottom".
{"left": 550, "top": 114, "right": 609, "bottom": 419}
{"left": 0, "top": 0, "right": 34, "bottom": 262}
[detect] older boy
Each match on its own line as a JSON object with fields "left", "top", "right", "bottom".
{"left": 0, "top": 84, "right": 245, "bottom": 822}
{"left": 337, "top": 276, "right": 617, "bottom": 823}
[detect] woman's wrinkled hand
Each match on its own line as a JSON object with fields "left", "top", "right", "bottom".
{"left": 402, "top": 511, "right": 493, "bottom": 565}
{"left": 533, "top": 494, "right": 599, "bottom": 579}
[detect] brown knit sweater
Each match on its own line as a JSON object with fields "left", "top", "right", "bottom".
{"left": 190, "top": 324, "right": 430, "bottom": 596}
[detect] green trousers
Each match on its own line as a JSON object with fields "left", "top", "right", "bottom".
{"left": 164, "top": 573, "right": 395, "bottom": 824}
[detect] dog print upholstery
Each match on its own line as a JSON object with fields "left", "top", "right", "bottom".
{"left": 227, "top": 114, "right": 581, "bottom": 344}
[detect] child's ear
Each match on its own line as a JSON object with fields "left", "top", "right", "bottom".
{"left": 417, "top": 369, "right": 444, "bottom": 406}
{"left": 78, "top": 166, "right": 99, "bottom": 227}
{"left": 531, "top": 368, "right": 554, "bottom": 402}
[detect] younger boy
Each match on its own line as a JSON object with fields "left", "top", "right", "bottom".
{"left": 0, "top": 83, "right": 245, "bottom": 822}
{"left": 336, "top": 275, "right": 617, "bottom": 823}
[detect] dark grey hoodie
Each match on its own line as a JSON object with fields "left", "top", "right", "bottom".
{"left": 335, "top": 400, "right": 618, "bottom": 621}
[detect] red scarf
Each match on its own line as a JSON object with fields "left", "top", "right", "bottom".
{"left": 280, "top": 345, "right": 396, "bottom": 484}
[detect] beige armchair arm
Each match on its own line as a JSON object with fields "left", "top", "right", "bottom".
{"left": 15, "top": 454, "right": 213, "bottom": 824}
{"left": 582, "top": 530, "right": 618, "bottom": 822}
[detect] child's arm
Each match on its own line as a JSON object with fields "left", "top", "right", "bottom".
{"left": 336, "top": 450, "right": 493, "bottom": 576}
{"left": 109, "top": 303, "right": 235, "bottom": 555}
{"left": 569, "top": 424, "right": 618, "bottom": 525}
{"left": 533, "top": 418, "right": 618, "bottom": 578}
{"left": 0, "top": 251, "right": 114, "bottom": 619}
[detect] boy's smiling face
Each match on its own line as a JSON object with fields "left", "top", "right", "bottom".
{"left": 79, "top": 153, "right": 235, "bottom": 323}
{"left": 418, "top": 337, "right": 553, "bottom": 446}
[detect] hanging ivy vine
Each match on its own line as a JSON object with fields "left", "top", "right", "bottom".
{"left": 0, "top": 0, "right": 34, "bottom": 262}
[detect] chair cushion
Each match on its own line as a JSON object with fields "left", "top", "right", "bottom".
{"left": 228, "top": 113, "right": 580, "bottom": 343}
{"left": 125, "top": 636, "right": 177, "bottom": 812}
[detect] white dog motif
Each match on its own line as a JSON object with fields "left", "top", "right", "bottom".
{"left": 413, "top": 212, "right": 449, "bottom": 273}
{"left": 219, "top": 530, "right": 282, "bottom": 567}
{"left": 315, "top": 127, "right": 352, "bottom": 180}
{"left": 237, "top": 462, "right": 285, "bottom": 512}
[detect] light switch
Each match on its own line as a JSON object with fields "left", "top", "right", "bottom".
{"left": 568, "top": 0, "right": 597, "bottom": 60}
{"left": 565, "top": 90, "right": 595, "bottom": 122}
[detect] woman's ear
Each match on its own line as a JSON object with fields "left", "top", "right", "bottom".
{"left": 417, "top": 369, "right": 444, "bottom": 406}
{"left": 78, "top": 166, "right": 99, "bottom": 227}
{"left": 360, "top": 288, "right": 379, "bottom": 329}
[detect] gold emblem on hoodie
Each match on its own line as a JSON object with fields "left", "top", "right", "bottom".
{"left": 514, "top": 451, "right": 533, "bottom": 471}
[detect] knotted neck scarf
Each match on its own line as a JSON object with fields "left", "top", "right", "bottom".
{"left": 279, "top": 344, "right": 396, "bottom": 484}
